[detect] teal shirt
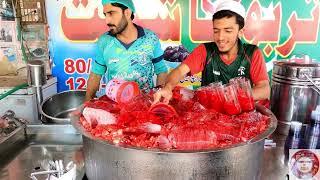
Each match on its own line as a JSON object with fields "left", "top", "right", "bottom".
{"left": 91, "top": 24, "right": 168, "bottom": 91}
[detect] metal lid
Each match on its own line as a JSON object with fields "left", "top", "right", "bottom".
{"left": 273, "top": 60, "right": 320, "bottom": 79}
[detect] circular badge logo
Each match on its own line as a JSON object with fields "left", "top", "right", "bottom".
{"left": 290, "top": 150, "right": 319, "bottom": 179}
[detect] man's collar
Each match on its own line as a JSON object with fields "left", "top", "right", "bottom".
{"left": 134, "top": 23, "right": 145, "bottom": 38}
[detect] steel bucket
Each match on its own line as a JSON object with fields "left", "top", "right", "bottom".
{"left": 41, "top": 90, "right": 86, "bottom": 124}
{"left": 271, "top": 60, "right": 320, "bottom": 135}
{"left": 71, "top": 104, "right": 277, "bottom": 180}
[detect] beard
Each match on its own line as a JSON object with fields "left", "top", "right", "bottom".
{"left": 108, "top": 15, "right": 128, "bottom": 35}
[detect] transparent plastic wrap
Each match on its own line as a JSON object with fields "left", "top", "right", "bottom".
{"left": 169, "top": 125, "right": 218, "bottom": 150}
{"left": 223, "top": 84, "right": 242, "bottom": 115}
{"left": 194, "top": 82, "right": 224, "bottom": 113}
{"left": 230, "top": 77, "right": 255, "bottom": 112}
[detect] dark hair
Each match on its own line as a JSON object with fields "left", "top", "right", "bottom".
{"left": 212, "top": 10, "right": 244, "bottom": 30}
{"left": 111, "top": 3, "right": 135, "bottom": 20}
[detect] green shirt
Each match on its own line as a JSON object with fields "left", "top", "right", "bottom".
{"left": 202, "top": 40, "right": 257, "bottom": 85}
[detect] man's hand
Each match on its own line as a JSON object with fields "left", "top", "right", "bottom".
{"left": 153, "top": 63, "right": 191, "bottom": 104}
{"left": 156, "top": 72, "right": 168, "bottom": 87}
{"left": 85, "top": 72, "right": 102, "bottom": 101}
{"left": 153, "top": 86, "right": 173, "bottom": 104}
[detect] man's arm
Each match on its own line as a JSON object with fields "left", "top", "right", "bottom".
{"left": 249, "top": 48, "right": 270, "bottom": 101}
{"left": 87, "top": 37, "right": 107, "bottom": 101}
{"left": 85, "top": 72, "right": 102, "bottom": 101}
{"left": 252, "top": 80, "right": 270, "bottom": 101}
{"left": 156, "top": 72, "right": 167, "bottom": 87}
{"left": 153, "top": 64, "right": 190, "bottom": 104}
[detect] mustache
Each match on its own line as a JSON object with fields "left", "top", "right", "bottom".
{"left": 107, "top": 24, "right": 115, "bottom": 27}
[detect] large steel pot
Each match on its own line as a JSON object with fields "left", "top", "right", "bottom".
{"left": 41, "top": 90, "right": 86, "bottom": 124}
{"left": 71, "top": 104, "right": 277, "bottom": 180}
{"left": 271, "top": 60, "right": 320, "bottom": 135}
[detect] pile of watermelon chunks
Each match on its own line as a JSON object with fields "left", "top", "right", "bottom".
{"left": 80, "top": 87, "right": 269, "bottom": 151}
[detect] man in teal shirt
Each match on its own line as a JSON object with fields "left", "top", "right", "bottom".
{"left": 85, "top": 0, "right": 168, "bottom": 101}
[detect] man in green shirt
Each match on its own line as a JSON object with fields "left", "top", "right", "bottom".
{"left": 153, "top": 0, "right": 270, "bottom": 105}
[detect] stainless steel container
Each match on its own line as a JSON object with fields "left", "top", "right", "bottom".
{"left": 27, "top": 60, "right": 47, "bottom": 121}
{"left": 271, "top": 60, "right": 320, "bottom": 135}
{"left": 27, "top": 60, "right": 47, "bottom": 87}
{"left": 41, "top": 90, "right": 86, "bottom": 124}
{"left": 71, "top": 105, "right": 277, "bottom": 180}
